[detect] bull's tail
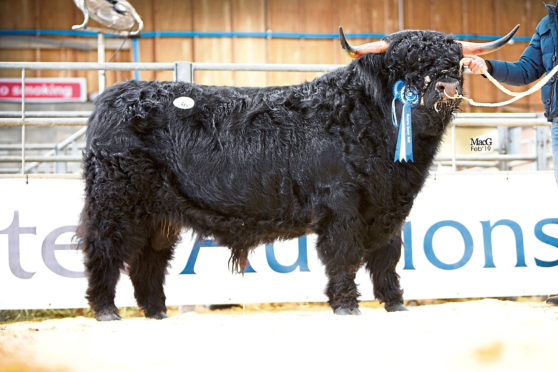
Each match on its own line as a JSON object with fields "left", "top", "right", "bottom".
{"left": 229, "top": 247, "right": 251, "bottom": 275}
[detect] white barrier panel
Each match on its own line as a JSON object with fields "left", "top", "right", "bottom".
{"left": 0, "top": 172, "right": 557, "bottom": 310}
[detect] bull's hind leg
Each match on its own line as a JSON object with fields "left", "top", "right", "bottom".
{"left": 79, "top": 152, "right": 157, "bottom": 321}
{"left": 81, "top": 210, "right": 151, "bottom": 320}
{"left": 80, "top": 206, "right": 128, "bottom": 321}
{"left": 316, "top": 217, "right": 364, "bottom": 315}
{"left": 83, "top": 238, "right": 124, "bottom": 321}
{"left": 128, "top": 225, "right": 179, "bottom": 319}
{"left": 365, "top": 234, "right": 407, "bottom": 312}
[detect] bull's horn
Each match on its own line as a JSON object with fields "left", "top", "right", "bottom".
{"left": 457, "top": 24, "right": 520, "bottom": 56}
{"left": 339, "top": 26, "right": 389, "bottom": 58}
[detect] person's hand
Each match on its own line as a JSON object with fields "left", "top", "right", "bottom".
{"left": 461, "top": 55, "right": 488, "bottom": 74}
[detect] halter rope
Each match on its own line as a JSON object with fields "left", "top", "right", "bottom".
{"left": 445, "top": 60, "right": 558, "bottom": 107}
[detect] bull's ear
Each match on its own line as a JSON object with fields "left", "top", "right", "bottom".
{"left": 457, "top": 24, "right": 519, "bottom": 56}
{"left": 339, "top": 26, "right": 389, "bottom": 58}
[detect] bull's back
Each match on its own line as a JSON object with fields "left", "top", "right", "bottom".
{"left": 85, "top": 79, "right": 350, "bottom": 232}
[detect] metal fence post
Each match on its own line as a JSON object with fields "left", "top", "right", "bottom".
{"left": 509, "top": 127, "right": 522, "bottom": 155}
{"left": 451, "top": 123, "right": 456, "bottom": 171}
{"left": 497, "top": 126, "right": 510, "bottom": 171}
{"left": 535, "top": 126, "right": 550, "bottom": 170}
{"left": 98, "top": 33, "right": 106, "bottom": 93}
{"left": 20, "top": 68, "right": 26, "bottom": 175}
{"left": 174, "top": 62, "right": 193, "bottom": 83}
{"left": 54, "top": 146, "right": 65, "bottom": 173}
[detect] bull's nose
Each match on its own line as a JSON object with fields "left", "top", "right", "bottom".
{"left": 435, "top": 81, "right": 459, "bottom": 99}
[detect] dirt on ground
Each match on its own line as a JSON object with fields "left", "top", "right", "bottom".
{"left": 1, "top": 299, "right": 557, "bottom": 372}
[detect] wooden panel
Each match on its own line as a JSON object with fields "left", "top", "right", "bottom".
{"left": 109, "top": 42, "right": 133, "bottom": 84}
{"left": 300, "top": 0, "right": 335, "bottom": 82}
{"left": 152, "top": 0, "right": 193, "bottom": 81}
{"left": 382, "top": 0, "right": 400, "bottom": 33}
{"left": 367, "top": 0, "right": 389, "bottom": 33}
{"left": 405, "top": 0, "right": 431, "bottom": 30}
{"left": 193, "top": 0, "right": 234, "bottom": 85}
{"left": 430, "top": 0, "right": 462, "bottom": 33}
{"left": 336, "top": 0, "right": 389, "bottom": 65}
{"left": 1, "top": 0, "right": 38, "bottom": 77}
{"left": 336, "top": 0, "right": 402, "bottom": 64}
{"left": 267, "top": 0, "right": 300, "bottom": 32}
{"left": 335, "top": 0, "right": 367, "bottom": 66}
{"left": 0, "top": 0, "right": 551, "bottom": 109}
{"left": 492, "top": 0, "right": 529, "bottom": 113}
{"left": 0, "top": 50, "right": 36, "bottom": 78}
{"left": 463, "top": 0, "right": 497, "bottom": 113}
{"left": 38, "top": 0, "right": 77, "bottom": 30}
{"left": 268, "top": 0, "right": 303, "bottom": 86}
{"left": 132, "top": 0, "right": 156, "bottom": 81}
{"left": 74, "top": 49, "right": 100, "bottom": 95}
{"left": 0, "top": 0, "right": 37, "bottom": 29}
{"left": 232, "top": 0, "right": 266, "bottom": 87}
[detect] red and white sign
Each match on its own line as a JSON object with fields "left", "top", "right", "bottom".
{"left": 0, "top": 78, "right": 87, "bottom": 102}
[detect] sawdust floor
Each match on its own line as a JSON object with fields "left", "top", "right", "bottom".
{"left": 1, "top": 299, "right": 558, "bottom": 372}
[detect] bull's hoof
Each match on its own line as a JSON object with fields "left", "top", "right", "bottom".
{"left": 333, "top": 307, "right": 361, "bottom": 315}
{"left": 385, "top": 303, "right": 409, "bottom": 312}
{"left": 95, "top": 310, "right": 122, "bottom": 321}
{"left": 147, "top": 312, "right": 168, "bottom": 320}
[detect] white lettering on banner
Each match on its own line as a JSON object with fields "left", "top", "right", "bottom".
{"left": 12, "top": 85, "right": 74, "bottom": 99}
{"left": 0, "top": 173, "right": 557, "bottom": 309}
{"left": 0, "top": 78, "right": 87, "bottom": 102}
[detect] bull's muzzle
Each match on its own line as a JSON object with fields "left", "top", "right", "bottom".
{"left": 436, "top": 81, "right": 460, "bottom": 100}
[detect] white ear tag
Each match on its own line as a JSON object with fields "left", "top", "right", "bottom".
{"left": 173, "top": 96, "right": 195, "bottom": 110}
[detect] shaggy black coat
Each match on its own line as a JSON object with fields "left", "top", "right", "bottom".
{"left": 78, "top": 30, "right": 463, "bottom": 320}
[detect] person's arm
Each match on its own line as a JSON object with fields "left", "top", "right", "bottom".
{"left": 461, "top": 55, "right": 490, "bottom": 74}
{"left": 462, "top": 27, "right": 546, "bottom": 86}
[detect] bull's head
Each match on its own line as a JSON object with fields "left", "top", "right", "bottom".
{"left": 339, "top": 25, "right": 519, "bottom": 115}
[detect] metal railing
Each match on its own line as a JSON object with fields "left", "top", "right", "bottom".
{"left": 0, "top": 61, "right": 552, "bottom": 175}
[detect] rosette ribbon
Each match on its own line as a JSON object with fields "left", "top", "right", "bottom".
{"left": 392, "top": 80, "right": 419, "bottom": 163}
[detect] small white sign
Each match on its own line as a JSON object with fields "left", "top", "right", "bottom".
{"left": 173, "top": 96, "right": 195, "bottom": 110}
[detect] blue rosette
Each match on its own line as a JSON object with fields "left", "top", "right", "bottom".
{"left": 392, "top": 80, "right": 419, "bottom": 163}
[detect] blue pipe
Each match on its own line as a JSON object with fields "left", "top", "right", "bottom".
{"left": 0, "top": 29, "right": 532, "bottom": 42}
{"left": 132, "top": 37, "right": 140, "bottom": 80}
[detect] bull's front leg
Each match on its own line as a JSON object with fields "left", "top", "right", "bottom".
{"left": 316, "top": 216, "right": 364, "bottom": 315}
{"left": 365, "top": 233, "right": 408, "bottom": 312}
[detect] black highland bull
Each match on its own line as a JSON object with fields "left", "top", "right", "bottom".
{"left": 78, "top": 26, "right": 518, "bottom": 320}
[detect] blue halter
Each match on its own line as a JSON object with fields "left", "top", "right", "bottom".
{"left": 392, "top": 80, "right": 419, "bottom": 163}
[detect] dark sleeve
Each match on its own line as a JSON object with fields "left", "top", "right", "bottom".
{"left": 485, "top": 60, "right": 494, "bottom": 75}
{"left": 486, "top": 26, "right": 546, "bottom": 86}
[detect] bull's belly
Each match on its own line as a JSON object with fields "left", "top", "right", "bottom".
{"left": 171, "top": 184, "right": 312, "bottom": 247}
{"left": 184, "top": 206, "right": 312, "bottom": 249}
